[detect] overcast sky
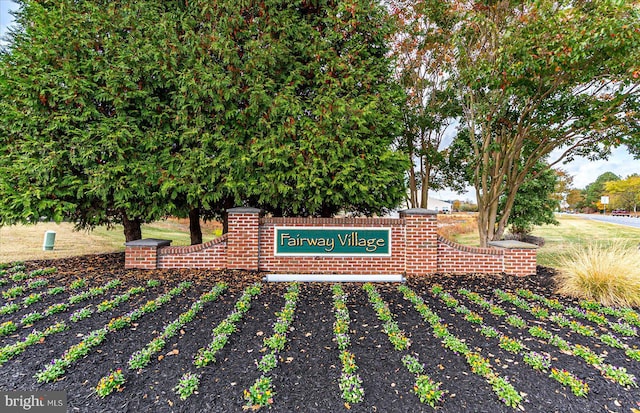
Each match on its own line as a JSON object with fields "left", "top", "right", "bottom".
{"left": 2, "top": 1, "right": 637, "bottom": 201}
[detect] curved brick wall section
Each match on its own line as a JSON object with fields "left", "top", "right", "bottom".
{"left": 437, "top": 236, "right": 505, "bottom": 274}
{"left": 436, "top": 236, "right": 537, "bottom": 276}
{"left": 157, "top": 235, "right": 228, "bottom": 269}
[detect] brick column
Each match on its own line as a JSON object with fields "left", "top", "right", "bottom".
{"left": 226, "top": 207, "right": 261, "bottom": 271}
{"left": 124, "top": 239, "right": 172, "bottom": 269}
{"left": 488, "top": 240, "right": 538, "bottom": 276}
{"left": 400, "top": 208, "right": 438, "bottom": 276}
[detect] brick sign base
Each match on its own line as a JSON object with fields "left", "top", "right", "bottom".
{"left": 125, "top": 208, "right": 538, "bottom": 277}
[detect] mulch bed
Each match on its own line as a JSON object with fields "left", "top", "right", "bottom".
{"left": 0, "top": 253, "right": 638, "bottom": 412}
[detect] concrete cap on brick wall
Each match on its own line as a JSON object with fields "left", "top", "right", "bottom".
{"left": 399, "top": 208, "right": 438, "bottom": 216}
{"left": 125, "top": 238, "right": 172, "bottom": 247}
{"left": 488, "top": 240, "right": 538, "bottom": 249}
{"left": 227, "top": 207, "right": 262, "bottom": 214}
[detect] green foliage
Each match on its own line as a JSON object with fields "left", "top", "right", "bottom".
{"left": 445, "top": 0, "right": 640, "bottom": 245}
{"left": 1, "top": 0, "right": 407, "bottom": 232}
{"left": 505, "top": 162, "right": 559, "bottom": 236}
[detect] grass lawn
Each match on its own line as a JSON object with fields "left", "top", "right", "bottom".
{"left": 0, "top": 219, "right": 221, "bottom": 263}
{"left": 451, "top": 214, "right": 640, "bottom": 268}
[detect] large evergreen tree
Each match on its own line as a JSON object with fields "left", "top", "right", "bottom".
{"left": 1, "top": 0, "right": 408, "bottom": 243}
{"left": 0, "top": 0, "right": 179, "bottom": 240}
{"left": 206, "top": 0, "right": 408, "bottom": 217}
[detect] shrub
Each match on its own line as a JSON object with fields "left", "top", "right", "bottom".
{"left": 554, "top": 243, "right": 640, "bottom": 307}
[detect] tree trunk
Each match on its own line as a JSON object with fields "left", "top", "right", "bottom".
{"left": 122, "top": 213, "right": 142, "bottom": 242}
{"left": 189, "top": 207, "right": 203, "bottom": 245}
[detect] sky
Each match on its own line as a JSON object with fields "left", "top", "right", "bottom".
{"left": 1, "top": 1, "right": 637, "bottom": 202}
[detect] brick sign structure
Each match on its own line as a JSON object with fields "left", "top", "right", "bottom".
{"left": 124, "top": 207, "right": 538, "bottom": 276}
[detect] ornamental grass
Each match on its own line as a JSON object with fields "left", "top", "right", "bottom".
{"left": 554, "top": 243, "right": 640, "bottom": 308}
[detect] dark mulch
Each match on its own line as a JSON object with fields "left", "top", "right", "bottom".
{"left": 0, "top": 253, "right": 638, "bottom": 412}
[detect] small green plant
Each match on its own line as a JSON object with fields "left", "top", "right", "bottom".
{"left": 568, "top": 321, "right": 595, "bottom": 337}
{"left": 69, "top": 279, "right": 87, "bottom": 290}
{"left": 599, "top": 334, "right": 624, "bottom": 349}
{"left": 572, "top": 344, "right": 603, "bottom": 365}
{"left": 20, "top": 312, "right": 44, "bottom": 325}
{"left": 263, "top": 333, "right": 287, "bottom": 352}
{"left": 549, "top": 368, "right": 589, "bottom": 397}
{"left": 10, "top": 272, "right": 28, "bottom": 282}
{"left": 2, "top": 286, "right": 24, "bottom": 299}
{"left": 95, "top": 369, "right": 125, "bottom": 397}
{"left": 610, "top": 322, "right": 637, "bottom": 337}
{"left": 339, "top": 373, "right": 364, "bottom": 404}
{"left": 523, "top": 351, "right": 551, "bottom": 372}
{"left": 480, "top": 326, "right": 500, "bottom": 338}
{"left": 505, "top": 314, "right": 526, "bottom": 329}
{"left": 257, "top": 352, "right": 278, "bottom": 373}
{"left": 244, "top": 375, "right": 275, "bottom": 408}
{"left": 489, "top": 305, "right": 507, "bottom": 316}
{"left": 23, "top": 293, "right": 42, "bottom": 306}
{"left": 146, "top": 279, "right": 160, "bottom": 288}
{"left": 0, "top": 303, "right": 19, "bottom": 315}
{"left": 47, "top": 286, "right": 65, "bottom": 296}
{"left": 402, "top": 355, "right": 424, "bottom": 375}
{"left": 600, "top": 364, "right": 637, "bottom": 387}
{"left": 69, "top": 307, "right": 93, "bottom": 322}
{"left": 466, "top": 352, "right": 493, "bottom": 376}
{"left": 413, "top": 374, "right": 445, "bottom": 407}
{"left": 549, "top": 335, "right": 571, "bottom": 352}
{"left": 464, "top": 311, "right": 483, "bottom": 324}
{"left": 530, "top": 305, "right": 549, "bottom": 319}
{"left": 489, "top": 375, "right": 523, "bottom": 407}
{"left": 175, "top": 372, "right": 201, "bottom": 400}
{"left": 529, "top": 326, "right": 552, "bottom": 340}
{"left": 498, "top": 336, "right": 525, "bottom": 353}
{"left": 0, "top": 321, "right": 17, "bottom": 337}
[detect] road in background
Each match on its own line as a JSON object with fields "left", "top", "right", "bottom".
{"left": 577, "top": 214, "right": 640, "bottom": 229}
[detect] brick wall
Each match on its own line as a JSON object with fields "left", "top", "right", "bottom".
{"left": 437, "top": 236, "right": 505, "bottom": 274}
{"left": 124, "top": 246, "right": 158, "bottom": 270}
{"left": 124, "top": 208, "right": 538, "bottom": 276}
{"left": 157, "top": 235, "right": 228, "bottom": 269}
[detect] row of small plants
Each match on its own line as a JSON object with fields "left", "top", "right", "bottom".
{"left": 35, "top": 281, "right": 192, "bottom": 383}
{"left": 0, "top": 278, "right": 120, "bottom": 317}
{"left": 399, "top": 285, "right": 523, "bottom": 409}
{"left": 515, "top": 288, "right": 640, "bottom": 359}
{"left": 443, "top": 287, "right": 590, "bottom": 397}
{"left": 2, "top": 283, "right": 144, "bottom": 336}
{"left": 494, "top": 288, "right": 640, "bottom": 371}
{"left": 0, "top": 266, "right": 56, "bottom": 287}
{"left": 516, "top": 288, "right": 638, "bottom": 335}
{"left": 1, "top": 278, "right": 49, "bottom": 300}
{"left": 243, "top": 283, "right": 300, "bottom": 410}
{"left": 576, "top": 297, "right": 640, "bottom": 327}
{"left": 458, "top": 287, "right": 637, "bottom": 388}
{"left": 174, "top": 282, "right": 262, "bottom": 400}
{"left": 94, "top": 282, "right": 228, "bottom": 397}
{"left": 331, "top": 284, "right": 364, "bottom": 406}
{"left": 0, "top": 279, "right": 127, "bottom": 364}
{"left": 363, "top": 283, "right": 444, "bottom": 408}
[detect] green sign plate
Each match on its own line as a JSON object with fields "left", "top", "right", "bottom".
{"left": 274, "top": 227, "right": 391, "bottom": 256}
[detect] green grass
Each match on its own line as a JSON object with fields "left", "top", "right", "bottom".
{"left": 452, "top": 214, "right": 640, "bottom": 268}
{"left": 0, "top": 219, "right": 221, "bottom": 263}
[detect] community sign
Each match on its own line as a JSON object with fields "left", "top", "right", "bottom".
{"left": 274, "top": 227, "right": 391, "bottom": 256}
